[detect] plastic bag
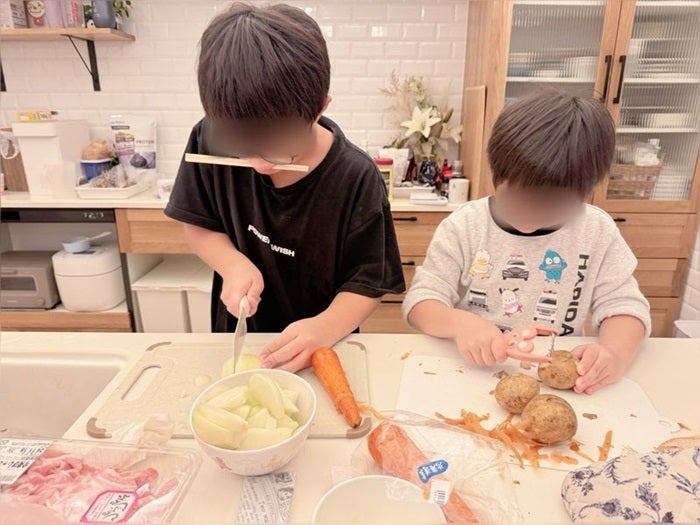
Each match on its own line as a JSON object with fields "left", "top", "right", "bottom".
{"left": 110, "top": 114, "right": 157, "bottom": 173}
{"left": 351, "top": 411, "right": 524, "bottom": 523}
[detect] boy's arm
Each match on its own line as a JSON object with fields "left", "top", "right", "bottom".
{"left": 573, "top": 225, "right": 651, "bottom": 394}
{"left": 183, "top": 224, "right": 264, "bottom": 316}
{"left": 259, "top": 291, "right": 380, "bottom": 372}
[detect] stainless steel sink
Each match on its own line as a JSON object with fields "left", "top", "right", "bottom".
{"left": 0, "top": 353, "right": 126, "bottom": 438}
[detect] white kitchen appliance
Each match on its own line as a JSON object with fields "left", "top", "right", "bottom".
{"left": 0, "top": 251, "right": 60, "bottom": 309}
{"left": 51, "top": 243, "right": 125, "bottom": 311}
{"left": 11, "top": 120, "right": 89, "bottom": 195}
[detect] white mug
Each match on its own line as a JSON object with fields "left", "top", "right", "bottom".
{"left": 448, "top": 177, "right": 469, "bottom": 204}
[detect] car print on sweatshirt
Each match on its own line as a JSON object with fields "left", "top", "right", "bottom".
{"left": 502, "top": 254, "right": 530, "bottom": 281}
{"left": 533, "top": 290, "right": 558, "bottom": 323}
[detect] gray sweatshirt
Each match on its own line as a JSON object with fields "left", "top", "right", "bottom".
{"left": 403, "top": 197, "right": 651, "bottom": 336}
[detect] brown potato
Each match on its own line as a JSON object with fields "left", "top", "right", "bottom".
{"left": 494, "top": 373, "right": 540, "bottom": 414}
{"left": 521, "top": 394, "right": 577, "bottom": 444}
{"left": 538, "top": 350, "right": 578, "bottom": 390}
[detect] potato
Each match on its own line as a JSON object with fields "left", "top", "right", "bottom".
{"left": 521, "top": 394, "right": 577, "bottom": 444}
{"left": 538, "top": 350, "right": 578, "bottom": 390}
{"left": 494, "top": 373, "right": 540, "bottom": 414}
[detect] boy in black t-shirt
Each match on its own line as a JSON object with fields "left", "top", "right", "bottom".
{"left": 165, "top": 3, "right": 405, "bottom": 372}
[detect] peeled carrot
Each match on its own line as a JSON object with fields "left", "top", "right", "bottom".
{"left": 311, "top": 346, "right": 361, "bottom": 428}
{"left": 368, "top": 420, "right": 479, "bottom": 524}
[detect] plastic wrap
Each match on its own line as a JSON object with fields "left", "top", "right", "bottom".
{"left": 351, "top": 411, "right": 523, "bottom": 524}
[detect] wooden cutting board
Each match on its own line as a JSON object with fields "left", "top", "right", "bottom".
{"left": 396, "top": 356, "right": 676, "bottom": 471}
{"left": 87, "top": 340, "right": 370, "bottom": 440}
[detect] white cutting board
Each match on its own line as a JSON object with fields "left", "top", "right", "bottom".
{"left": 396, "top": 356, "right": 676, "bottom": 471}
{"left": 87, "top": 340, "right": 370, "bottom": 440}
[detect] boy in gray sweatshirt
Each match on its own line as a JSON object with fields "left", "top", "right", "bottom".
{"left": 403, "top": 90, "right": 651, "bottom": 395}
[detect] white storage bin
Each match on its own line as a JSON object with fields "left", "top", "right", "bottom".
{"left": 186, "top": 265, "right": 213, "bottom": 333}
{"left": 52, "top": 243, "right": 125, "bottom": 312}
{"left": 11, "top": 120, "right": 89, "bottom": 195}
{"left": 132, "top": 255, "right": 204, "bottom": 333}
{"left": 673, "top": 320, "right": 700, "bottom": 338}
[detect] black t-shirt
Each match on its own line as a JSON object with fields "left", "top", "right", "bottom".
{"left": 164, "top": 116, "right": 405, "bottom": 332}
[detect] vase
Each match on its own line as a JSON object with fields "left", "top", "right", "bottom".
{"left": 418, "top": 157, "right": 439, "bottom": 186}
{"left": 92, "top": 0, "right": 116, "bottom": 28}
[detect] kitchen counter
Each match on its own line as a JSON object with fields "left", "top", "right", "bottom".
{"left": 2, "top": 332, "right": 697, "bottom": 523}
{"left": 0, "top": 191, "right": 462, "bottom": 213}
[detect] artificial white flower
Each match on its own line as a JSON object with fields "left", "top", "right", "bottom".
{"left": 401, "top": 106, "right": 441, "bottom": 139}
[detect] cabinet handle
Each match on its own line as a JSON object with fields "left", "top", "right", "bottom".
{"left": 613, "top": 217, "right": 627, "bottom": 223}
{"left": 393, "top": 216, "right": 418, "bottom": 222}
{"left": 401, "top": 260, "right": 416, "bottom": 266}
{"left": 612, "top": 55, "right": 627, "bottom": 104}
{"left": 600, "top": 54, "right": 612, "bottom": 102}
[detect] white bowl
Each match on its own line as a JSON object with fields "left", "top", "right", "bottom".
{"left": 190, "top": 369, "right": 317, "bottom": 476}
{"left": 312, "top": 475, "right": 446, "bottom": 524}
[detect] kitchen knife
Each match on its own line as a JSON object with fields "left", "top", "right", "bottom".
{"left": 233, "top": 297, "right": 249, "bottom": 372}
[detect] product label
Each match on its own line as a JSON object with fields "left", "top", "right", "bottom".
{"left": 236, "top": 471, "right": 295, "bottom": 523}
{"left": 429, "top": 479, "right": 453, "bottom": 507}
{"left": 417, "top": 459, "right": 449, "bottom": 483}
{"left": 81, "top": 490, "right": 139, "bottom": 523}
{"left": 0, "top": 438, "right": 53, "bottom": 486}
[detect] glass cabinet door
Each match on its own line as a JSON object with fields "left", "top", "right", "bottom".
{"left": 506, "top": 0, "right": 610, "bottom": 102}
{"left": 603, "top": 0, "right": 700, "bottom": 208}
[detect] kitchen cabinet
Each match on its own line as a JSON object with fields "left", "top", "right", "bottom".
{"left": 0, "top": 304, "right": 131, "bottom": 332}
{"left": 462, "top": 0, "right": 700, "bottom": 335}
{"left": 112, "top": 207, "right": 450, "bottom": 334}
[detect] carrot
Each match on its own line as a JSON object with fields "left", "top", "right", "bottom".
{"left": 311, "top": 346, "right": 361, "bottom": 428}
{"left": 368, "top": 420, "right": 479, "bottom": 524}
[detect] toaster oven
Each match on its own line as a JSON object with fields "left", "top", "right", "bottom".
{"left": 0, "top": 251, "right": 60, "bottom": 309}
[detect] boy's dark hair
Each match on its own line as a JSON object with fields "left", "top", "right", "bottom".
{"left": 487, "top": 89, "right": 615, "bottom": 197}
{"left": 198, "top": 2, "right": 330, "bottom": 123}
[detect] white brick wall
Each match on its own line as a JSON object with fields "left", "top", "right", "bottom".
{"left": 680, "top": 224, "right": 700, "bottom": 321}
{"left": 0, "top": 0, "right": 467, "bottom": 176}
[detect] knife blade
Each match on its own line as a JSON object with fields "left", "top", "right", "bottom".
{"left": 232, "top": 297, "right": 249, "bottom": 372}
{"left": 548, "top": 332, "right": 556, "bottom": 356}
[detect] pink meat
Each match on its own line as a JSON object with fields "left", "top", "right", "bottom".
{"left": 6, "top": 448, "right": 180, "bottom": 522}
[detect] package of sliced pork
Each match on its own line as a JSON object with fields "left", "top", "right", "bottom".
{"left": 0, "top": 438, "right": 201, "bottom": 523}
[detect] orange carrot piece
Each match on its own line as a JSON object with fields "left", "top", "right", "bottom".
{"left": 368, "top": 420, "right": 480, "bottom": 523}
{"left": 598, "top": 430, "right": 613, "bottom": 461}
{"left": 311, "top": 346, "right": 361, "bottom": 428}
{"left": 357, "top": 402, "right": 386, "bottom": 420}
{"left": 569, "top": 440, "right": 595, "bottom": 463}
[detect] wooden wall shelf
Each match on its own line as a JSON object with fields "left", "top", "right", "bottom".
{"left": 0, "top": 28, "right": 135, "bottom": 91}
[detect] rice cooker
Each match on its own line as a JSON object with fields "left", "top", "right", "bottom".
{"left": 52, "top": 243, "right": 125, "bottom": 311}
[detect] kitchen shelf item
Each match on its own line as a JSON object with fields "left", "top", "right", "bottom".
{"left": 86, "top": 340, "right": 371, "bottom": 440}
{"left": 75, "top": 178, "right": 150, "bottom": 199}
{"left": 52, "top": 243, "right": 126, "bottom": 311}
{"left": 607, "top": 164, "right": 661, "bottom": 199}
{"left": 0, "top": 27, "right": 135, "bottom": 91}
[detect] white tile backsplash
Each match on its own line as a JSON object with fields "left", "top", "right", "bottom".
{"left": 0, "top": 0, "right": 467, "bottom": 176}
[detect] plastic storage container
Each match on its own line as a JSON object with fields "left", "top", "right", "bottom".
{"left": 52, "top": 243, "right": 125, "bottom": 311}
{"left": 0, "top": 438, "right": 200, "bottom": 523}
{"left": 186, "top": 264, "right": 213, "bottom": 333}
{"left": 11, "top": 120, "right": 89, "bottom": 195}
{"left": 132, "top": 255, "right": 205, "bottom": 332}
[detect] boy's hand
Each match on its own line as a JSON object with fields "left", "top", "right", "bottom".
{"left": 570, "top": 343, "right": 624, "bottom": 395}
{"left": 454, "top": 313, "right": 509, "bottom": 366}
{"left": 220, "top": 258, "right": 264, "bottom": 317}
{"left": 258, "top": 316, "right": 329, "bottom": 373}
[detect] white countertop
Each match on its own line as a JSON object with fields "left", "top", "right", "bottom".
{"left": 1, "top": 332, "right": 698, "bottom": 524}
{"left": 0, "top": 191, "right": 461, "bottom": 213}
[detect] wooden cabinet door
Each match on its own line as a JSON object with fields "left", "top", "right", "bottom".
{"left": 648, "top": 296, "right": 682, "bottom": 338}
{"left": 384, "top": 256, "right": 425, "bottom": 303}
{"left": 611, "top": 212, "right": 697, "bottom": 258}
{"left": 635, "top": 258, "right": 688, "bottom": 298}
{"left": 116, "top": 209, "right": 191, "bottom": 253}
{"left": 360, "top": 303, "right": 416, "bottom": 334}
{"left": 392, "top": 212, "right": 447, "bottom": 256}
